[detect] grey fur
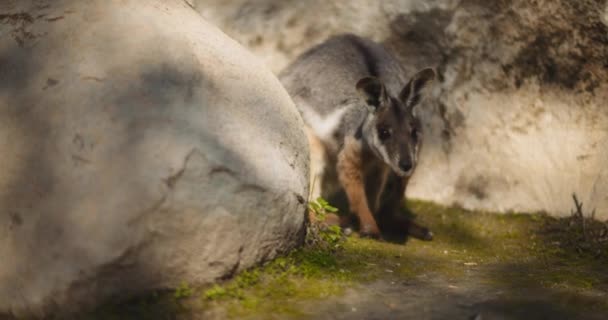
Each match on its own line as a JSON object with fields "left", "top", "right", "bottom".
{"left": 280, "top": 34, "right": 408, "bottom": 151}
{"left": 281, "top": 34, "right": 435, "bottom": 241}
{"left": 280, "top": 34, "right": 434, "bottom": 177}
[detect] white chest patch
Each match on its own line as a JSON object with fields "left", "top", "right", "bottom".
{"left": 301, "top": 105, "right": 352, "bottom": 143}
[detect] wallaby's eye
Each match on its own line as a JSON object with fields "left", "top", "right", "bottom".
{"left": 378, "top": 127, "right": 391, "bottom": 141}
{"left": 411, "top": 128, "right": 419, "bottom": 141}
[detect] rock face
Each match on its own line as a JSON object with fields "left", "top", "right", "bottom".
{"left": 194, "top": 0, "right": 608, "bottom": 218}
{"left": 0, "top": 0, "right": 308, "bottom": 317}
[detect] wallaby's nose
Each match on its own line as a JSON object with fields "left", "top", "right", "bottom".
{"left": 399, "top": 159, "right": 413, "bottom": 172}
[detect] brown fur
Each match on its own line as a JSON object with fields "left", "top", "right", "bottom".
{"left": 337, "top": 137, "right": 381, "bottom": 237}
{"left": 334, "top": 137, "right": 432, "bottom": 240}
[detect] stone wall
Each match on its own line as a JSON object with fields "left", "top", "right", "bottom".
{"left": 194, "top": 0, "right": 608, "bottom": 218}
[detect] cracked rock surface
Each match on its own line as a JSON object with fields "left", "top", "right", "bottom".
{"left": 0, "top": 0, "right": 308, "bottom": 317}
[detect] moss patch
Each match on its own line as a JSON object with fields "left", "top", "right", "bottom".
{"left": 89, "top": 200, "right": 608, "bottom": 319}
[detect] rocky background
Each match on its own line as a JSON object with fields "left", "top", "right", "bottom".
{"left": 193, "top": 0, "right": 608, "bottom": 218}
{"left": 1, "top": 0, "right": 607, "bottom": 318}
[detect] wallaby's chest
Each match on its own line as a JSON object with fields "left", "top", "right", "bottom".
{"left": 360, "top": 148, "right": 392, "bottom": 212}
{"left": 319, "top": 139, "right": 392, "bottom": 213}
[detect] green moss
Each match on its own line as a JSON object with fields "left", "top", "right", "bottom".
{"left": 174, "top": 282, "right": 194, "bottom": 300}
{"left": 88, "top": 199, "right": 608, "bottom": 319}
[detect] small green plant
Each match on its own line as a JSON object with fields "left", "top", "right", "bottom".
{"left": 320, "top": 225, "right": 343, "bottom": 247}
{"left": 306, "top": 197, "right": 345, "bottom": 250}
{"left": 173, "top": 281, "right": 194, "bottom": 300}
{"left": 308, "top": 197, "right": 338, "bottom": 221}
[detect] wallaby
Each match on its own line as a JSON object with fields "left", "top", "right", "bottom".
{"left": 280, "top": 34, "right": 435, "bottom": 241}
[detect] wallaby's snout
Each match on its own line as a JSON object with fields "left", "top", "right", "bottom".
{"left": 385, "top": 132, "right": 417, "bottom": 177}
{"left": 396, "top": 128, "right": 419, "bottom": 176}
{"left": 398, "top": 158, "right": 413, "bottom": 173}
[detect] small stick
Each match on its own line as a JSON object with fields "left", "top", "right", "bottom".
{"left": 572, "top": 193, "right": 587, "bottom": 240}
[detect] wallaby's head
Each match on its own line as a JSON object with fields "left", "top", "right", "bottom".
{"left": 356, "top": 68, "right": 436, "bottom": 177}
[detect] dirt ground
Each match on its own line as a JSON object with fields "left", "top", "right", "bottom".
{"left": 305, "top": 271, "right": 606, "bottom": 320}
{"left": 91, "top": 200, "right": 608, "bottom": 320}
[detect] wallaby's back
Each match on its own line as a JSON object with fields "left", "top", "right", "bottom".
{"left": 280, "top": 34, "right": 407, "bottom": 140}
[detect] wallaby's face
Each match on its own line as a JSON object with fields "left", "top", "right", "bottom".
{"left": 357, "top": 68, "right": 435, "bottom": 177}
{"left": 369, "top": 97, "right": 422, "bottom": 177}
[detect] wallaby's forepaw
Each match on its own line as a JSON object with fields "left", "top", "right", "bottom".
{"left": 359, "top": 223, "right": 382, "bottom": 239}
{"left": 408, "top": 224, "right": 434, "bottom": 241}
{"left": 420, "top": 229, "right": 434, "bottom": 241}
{"left": 343, "top": 227, "right": 353, "bottom": 236}
{"left": 359, "top": 231, "right": 383, "bottom": 240}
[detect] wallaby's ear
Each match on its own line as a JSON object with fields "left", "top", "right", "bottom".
{"left": 356, "top": 77, "right": 387, "bottom": 110}
{"left": 399, "top": 68, "right": 436, "bottom": 111}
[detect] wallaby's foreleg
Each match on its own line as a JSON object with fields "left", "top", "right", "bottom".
{"left": 378, "top": 174, "right": 433, "bottom": 241}
{"left": 337, "top": 137, "right": 381, "bottom": 238}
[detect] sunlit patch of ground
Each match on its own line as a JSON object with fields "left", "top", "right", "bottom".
{"left": 90, "top": 200, "right": 608, "bottom": 320}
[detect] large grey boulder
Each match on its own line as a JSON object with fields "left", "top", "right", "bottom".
{"left": 194, "top": 0, "right": 608, "bottom": 218}
{"left": 0, "top": 0, "right": 308, "bottom": 317}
